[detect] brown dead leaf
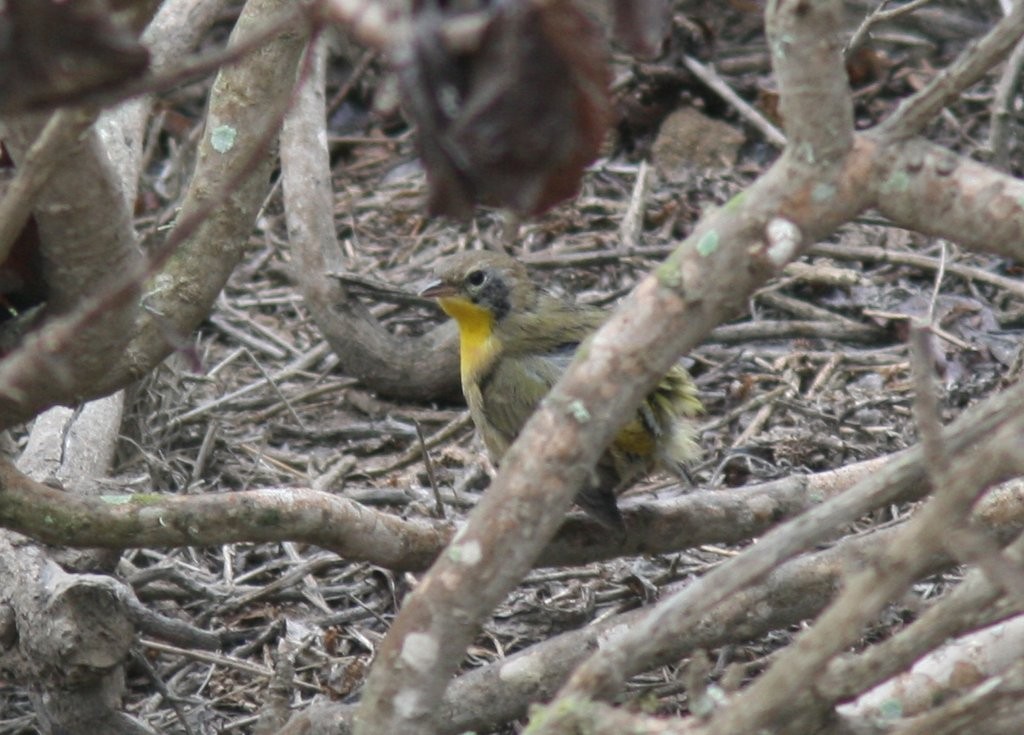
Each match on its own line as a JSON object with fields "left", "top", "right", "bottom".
{"left": 398, "top": 0, "right": 612, "bottom": 218}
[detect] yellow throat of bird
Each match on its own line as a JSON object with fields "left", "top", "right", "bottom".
{"left": 438, "top": 296, "right": 502, "bottom": 384}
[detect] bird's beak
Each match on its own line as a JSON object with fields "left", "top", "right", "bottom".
{"left": 419, "top": 280, "right": 456, "bottom": 298}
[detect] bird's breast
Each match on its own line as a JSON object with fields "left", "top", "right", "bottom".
{"left": 460, "top": 332, "right": 501, "bottom": 387}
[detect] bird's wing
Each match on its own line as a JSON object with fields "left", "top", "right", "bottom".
{"left": 478, "top": 349, "right": 570, "bottom": 446}
{"left": 479, "top": 346, "right": 627, "bottom": 529}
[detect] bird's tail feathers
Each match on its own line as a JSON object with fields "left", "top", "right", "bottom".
{"left": 647, "top": 365, "right": 703, "bottom": 470}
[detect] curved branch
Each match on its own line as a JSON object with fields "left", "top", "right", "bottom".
{"left": 0, "top": 449, "right": 907, "bottom": 573}
{"left": 107, "top": 0, "right": 233, "bottom": 205}
{"left": 108, "top": 0, "right": 311, "bottom": 387}
{"left": 826, "top": 532, "right": 1024, "bottom": 709}
{"left": 556, "top": 359, "right": 1024, "bottom": 706}
{"left": 0, "top": 108, "right": 99, "bottom": 265}
{"left": 0, "top": 101, "right": 144, "bottom": 403}
{"left": 698, "top": 419, "right": 1024, "bottom": 734}
{"left": 0, "top": 0, "right": 311, "bottom": 429}
{"left": 0, "top": 458, "right": 449, "bottom": 572}
{"left": 280, "top": 36, "right": 460, "bottom": 402}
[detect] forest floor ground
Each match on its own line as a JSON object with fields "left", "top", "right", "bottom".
{"left": 3, "top": 1, "right": 1021, "bottom": 732}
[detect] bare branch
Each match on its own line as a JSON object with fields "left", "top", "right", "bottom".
{"left": 0, "top": 0, "right": 311, "bottom": 428}
{"left": 286, "top": 482, "right": 1024, "bottom": 735}
{"left": 0, "top": 443, "right": 918, "bottom": 574}
{"left": 0, "top": 108, "right": 99, "bottom": 264}
{"left": 0, "top": 458, "right": 449, "bottom": 572}
{"left": 0, "top": 535, "right": 154, "bottom": 734}
{"left": 766, "top": 0, "right": 852, "bottom": 160}
{"left": 825, "top": 533, "right": 1024, "bottom": 710}
{"left": 1, "top": 97, "right": 145, "bottom": 399}
{"left": 109, "top": 0, "right": 234, "bottom": 198}
{"left": 351, "top": 0, "right": 879, "bottom": 728}
{"left": 552, "top": 366, "right": 1024, "bottom": 706}
{"left": 681, "top": 54, "right": 786, "bottom": 148}
{"left": 873, "top": 139, "right": 1024, "bottom": 262}
{"left": 988, "top": 37, "right": 1024, "bottom": 168}
{"left": 879, "top": 3, "right": 1024, "bottom": 139}
{"left": 696, "top": 399, "right": 1024, "bottom": 734}
{"left": 280, "top": 36, "right": 461, "bottom": 402}
{"left": 846, "top": 0, "right": 937, "bottom": 55}
{"left": 845, "top": 615, "right": 1024, "bottom": 732}
{"left": 883, "top": 657, "right": 1024, "bottom": 735}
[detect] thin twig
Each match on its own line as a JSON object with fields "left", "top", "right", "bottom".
{"left": 682, "top": 54, "right": 787, "bottom": 148}
{"left": 620, "top": 160, "right": 650, "bottom": 252}
{"left": 811, "top": 242, "right": 1024, "bottom": 299}
{"left": 846, "top": 0, "right": 935, "bottom": 55}
{"left": 326, "top": 48, "right": 378, "bottom": 115}
{"left": 130, "top": 649, "right": 197, "bottom": 735}
{"left": 988, "top": 37, "right": 1024, "bottom": 169}
{"left": 366, "top": 412, "right": 474, "bottom": 476}
{"left": 416, "top": 421, "right": 446, "bottom": 519}
{"left": 242, "top": 349, "right": 307, "bottom": 431}
{"left": 140, "top": 638, "right": 321, "bottom": 691}
{"left": 168, "top": 343, "right": 331, "bottom": 428}
{"left": 926, "top": 240, "right": 948, "bottom": 325}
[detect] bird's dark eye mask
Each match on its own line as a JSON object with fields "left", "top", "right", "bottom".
{"left": 469, "top": 272, "right": 511, "bottom": 320}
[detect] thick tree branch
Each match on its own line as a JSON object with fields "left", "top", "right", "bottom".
{"left": 0, "top": 0, "right": 310, "bottom": 429}
{"left": 872, "top": 138, "right": 1024, "bottom": 261}
{"left": 0, "top": 536, "right": 153, "bottom": 735}
{"left": 766, "top": 0, "right": 851, "bottom": 159}
{"left": 285, "top": 482, "right": 1024, "bottom": 735}
{"left": 695, "top": 381, "right": 1024, "bottom": 733}
{"left": 0, "top": 458, "right": 448, "bottom": 572}
{"left": 280, "top": 36, "right": 460, "bottom": 403}
{"left": 553, "top": 363, "right": 1024, "bottom": 705}
{"left": 827, "top": 534, "right": 1024, "bottom": 714}
{"left": 0, "top": 108, "right": 99, "bottom": 264}
{"left": 19, "top": 394, "right": 125, "bottom": 571}
{"left": 352, "top": 0, "right": 873, "bottom": 730}
{"left": 106, "top": 0, "right": 232, "bottom": 205}
{"left": 887, "top": 661, "right": 1024, "bottom": 735}
{"left": 0, "top": 100, "right": 144, "bottom": 404}
{"left": 0, "top": 448, "right": 908, "bottom": 573}
{"left": 105, "top": 0, "right": 310, "bottom": 389}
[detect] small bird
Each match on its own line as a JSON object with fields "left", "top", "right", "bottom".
{"left": 420, "top": 251, "right": 702, "bottom": 528}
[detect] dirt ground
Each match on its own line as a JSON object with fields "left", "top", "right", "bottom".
{"left": 2, "top": 1, "right": 1022, "bottom": 732}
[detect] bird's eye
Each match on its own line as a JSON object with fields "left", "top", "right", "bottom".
{"left": 466, "top": 270, "right": 486, "bottom": 287}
